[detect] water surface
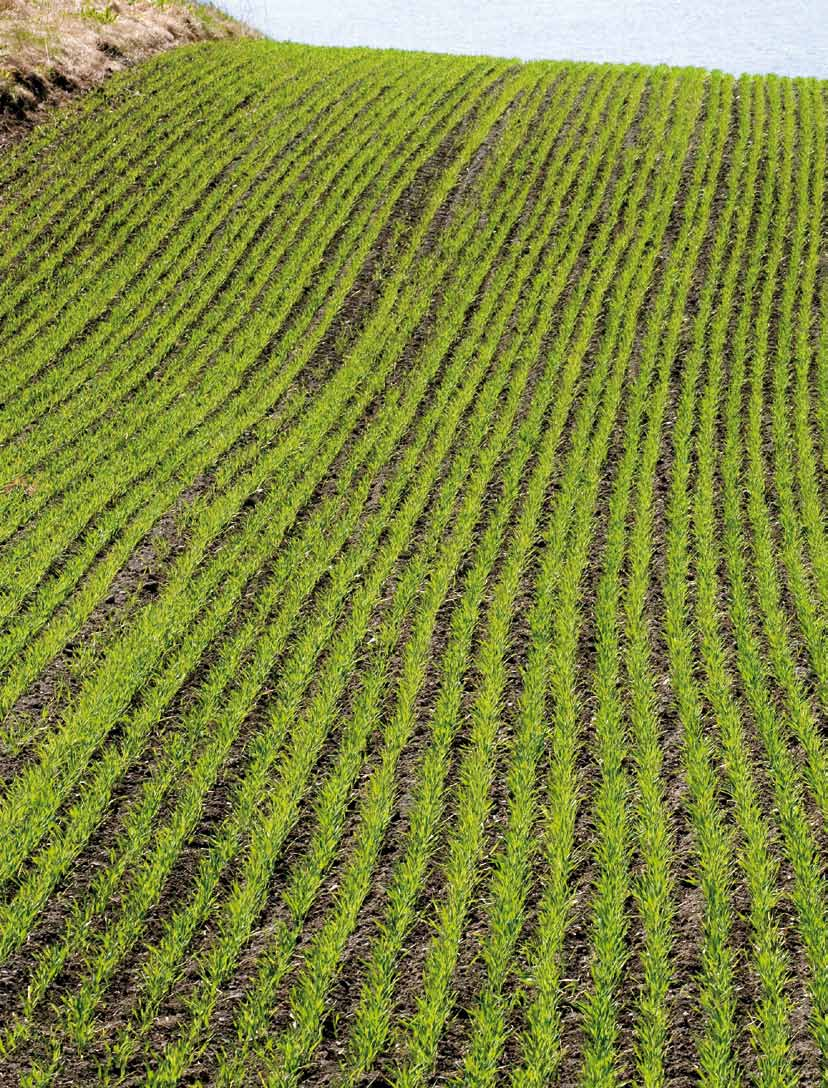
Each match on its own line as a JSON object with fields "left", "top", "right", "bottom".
{"left": 216, "top": 0, "right": 828, "bottom": 79}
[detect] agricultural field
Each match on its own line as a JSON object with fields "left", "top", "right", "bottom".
{"left": 0, "top": 0, "right": 250, "bottom": 143}
{"left": 2, "top": 35, "right": 828, "bottom": 1087}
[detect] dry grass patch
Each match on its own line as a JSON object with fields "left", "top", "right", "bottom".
{"left": 0, "top": 0, "right": 253, "bottom": 137}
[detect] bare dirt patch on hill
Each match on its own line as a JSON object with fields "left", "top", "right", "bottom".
{"left": 0, "top": 0, "right": 254, "bottom": 144}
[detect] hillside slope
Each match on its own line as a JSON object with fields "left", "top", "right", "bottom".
{"left": 2, "top": 39, "right": 828, "bottom": 1087}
